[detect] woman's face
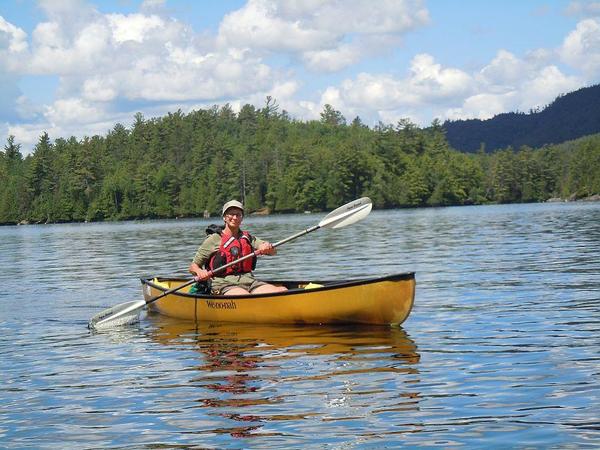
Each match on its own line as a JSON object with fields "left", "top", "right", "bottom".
{"left": 223, "top": 207, "right": 243, "bottom": 228}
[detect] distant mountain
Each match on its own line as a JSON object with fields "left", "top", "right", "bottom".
{"left": 443, "top": 84, "right": 600, "bottom": 152}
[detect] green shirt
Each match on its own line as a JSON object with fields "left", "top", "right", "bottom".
{"left": 192, "top": 232, "right": 265, "bottom": 268}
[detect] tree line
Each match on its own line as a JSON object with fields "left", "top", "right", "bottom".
{"left": 1, "top": 101, "right": 599, "bottom": 225}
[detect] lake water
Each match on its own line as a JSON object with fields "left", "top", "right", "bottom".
{"left": 1, "top": 202, "right": 599, "bottom": 448}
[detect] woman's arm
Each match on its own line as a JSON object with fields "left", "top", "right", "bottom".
{"left": 189, "top": 234, "right": 220, "bottom": 279}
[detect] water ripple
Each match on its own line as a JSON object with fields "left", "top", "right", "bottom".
{"left": 1, "top": 203, "right": 600, "bottom": 447}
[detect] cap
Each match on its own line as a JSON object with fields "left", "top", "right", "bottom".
{"left": 222, "top": 200, "right": 244, "bottom": 216}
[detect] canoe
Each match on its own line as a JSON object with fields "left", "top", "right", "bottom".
{"left": 140, "top": 272, "right": 416, "bottom": 326}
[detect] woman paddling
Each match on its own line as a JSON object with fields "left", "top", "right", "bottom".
{"left": 189, "top": 200, "right": 288, "bottom": 296}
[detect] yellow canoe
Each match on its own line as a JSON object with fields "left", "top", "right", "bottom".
{"left": 140, "top": 273, "right": 416, "bottom": 326}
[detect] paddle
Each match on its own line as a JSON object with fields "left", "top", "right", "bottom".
{"left": 88, "top": 197, "right": 372, "bottom": 330}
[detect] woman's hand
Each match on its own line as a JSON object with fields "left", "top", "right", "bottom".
{"left": 256, "top": 242, "right": 276, "bottom": 256}
{"left": 193, "top": 269, "right": 212, "bottom": 281}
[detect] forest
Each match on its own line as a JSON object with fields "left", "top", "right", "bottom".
{"left": 1, "top": 100, "right": 600, "bottom": 225}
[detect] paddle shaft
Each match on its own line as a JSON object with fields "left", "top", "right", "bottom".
{"left": 200, "top": 198, "right": 372, "bottom": 280}
{"left": 143, "top": 278, "right": 198, "bottom": 305}
{"left": 273, "top": 225, "right": 319, "bottom": 247}
{"left": 204, "top": 224, "right": 320, "bottom": 279}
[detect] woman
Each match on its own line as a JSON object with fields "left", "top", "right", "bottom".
{"left": 189, "top": 200, "right": 288, "bottom": 296}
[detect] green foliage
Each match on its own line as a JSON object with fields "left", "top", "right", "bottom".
{"left": 1, "top": 102, "right": 599, "bottom": 225}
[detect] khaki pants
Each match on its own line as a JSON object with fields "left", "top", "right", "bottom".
{"left": 211, "top": 273, "right": 267, "bottom": 294}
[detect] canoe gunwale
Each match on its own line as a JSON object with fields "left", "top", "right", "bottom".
{"left": 140, "top": 272, "right": 416, "bottom": 300}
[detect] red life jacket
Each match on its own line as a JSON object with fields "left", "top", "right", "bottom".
{"left": 208, "top": 230, "right": 256, "bottom": 275}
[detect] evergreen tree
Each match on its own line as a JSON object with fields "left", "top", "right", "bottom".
{"left": 1, "top": 101, "right": 599, "bottom": 225}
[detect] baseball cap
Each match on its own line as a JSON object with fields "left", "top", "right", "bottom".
{"left": 222, "top": 200, "right": 244, "bottom": 216}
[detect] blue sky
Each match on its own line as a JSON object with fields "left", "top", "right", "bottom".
{"left": 1, "top": 0, "right": 600, "bottom": 153}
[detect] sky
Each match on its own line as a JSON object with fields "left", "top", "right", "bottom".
{"left": 1, "top": 0, "right": 600, "bottom": 154}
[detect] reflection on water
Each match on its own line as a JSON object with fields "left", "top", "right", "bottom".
{"left": 1, "top": 202, "right": 600, "bottom": 447}
{"left": 143, "top": 316, "right": 420, "bottom": 442}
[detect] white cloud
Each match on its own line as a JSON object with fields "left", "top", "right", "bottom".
{"left": 479, "top": 50, "right": 527, "bottom": 86}
{"left": 0, "top": 16, "right": 28, "bottom": 54}
{"left": 559, "top": 18, "right": 600, "bottom": 77}
{"left": 29, "top": 20, "right": 111, "bottom": 74}
{"left": 446, "top": 49, "right": 582, "bottom": 122}
{"left": 5, "top": 123, "right": 45, "bottom": 150}
{"left": 3, "top": 1, "right": 431, "bottom": 150}
{"left": 218, "top": 0, "right": 429, "bottom": 72}
{"left": 1, "top": 1, "right": 282, "bottom": 151}
{"left": 315, "top": 54, "right": 473, "bottom": 124}
{"left": 82, "top": 78, "right": 116, "bottom": 102}
{"left": 0, "top": 16, "right": 28, "bottom": 72}
{"left": 107, "top": 13, "right": 165, "bottom": 44}
{"left": 218, "top": 1, "right": 337, "bottom": 53}
{"left": 408, "top": 54, "right": 473, "bottom": 100}
{"left": 2, "top": 0, "right": 600, "bottom": 154}
{"left": 517, "top": 65, "right": 581, "bottom": 110}
{"left": 446, "top": 93, "right": 516, "bottom": 121}
{"left": 302, "top": 43, "right": 364, "bottom": 72}
{"left": 313, "top": 47, "right": 585, "bottom": 126}
{"left": 45, "top": 98, "right": 104, "bottom": 125}
{"left": 7, "top": 114, "right": 119, "bottom": 151}
{"left": 4, "top": 4, "right": 280, "bottom": 107}
{"left": 271, "top": 80, "right": 300, "bottom": 101}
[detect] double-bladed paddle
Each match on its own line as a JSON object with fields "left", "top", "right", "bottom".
{"left": 88, "top": 197, "right": 372, "bottom": 330}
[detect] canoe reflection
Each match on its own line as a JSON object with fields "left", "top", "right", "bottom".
{"left": 145, "top": 315, "right": 421, "bottom": 439}
{"left": 147, "top": 315, "right": 419, "bottom": 360}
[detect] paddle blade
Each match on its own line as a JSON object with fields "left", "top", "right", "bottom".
{"left": 88, "top": 299, "right": 145, "bottom": 330}
{"left": 319, "top": 197, "right": 372, "bottom": 229}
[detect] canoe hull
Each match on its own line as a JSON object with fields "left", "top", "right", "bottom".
{"left": 141, "top": 273, "right": 416, "bottom": 326}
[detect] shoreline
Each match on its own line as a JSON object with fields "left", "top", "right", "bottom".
{"left": 3, "top": 195, "right": 600, "bottom": 227}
